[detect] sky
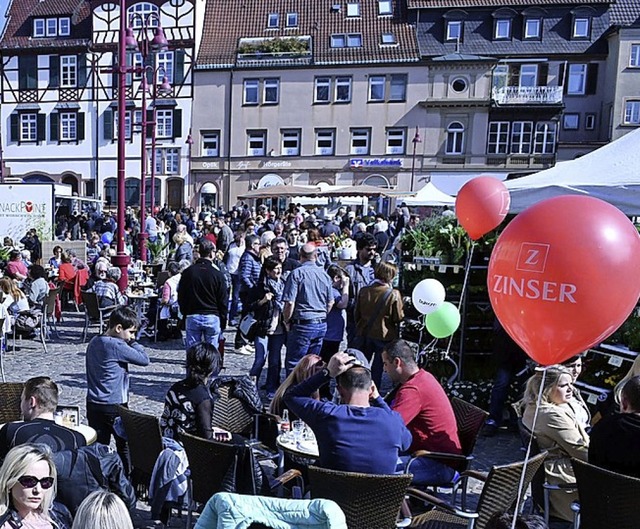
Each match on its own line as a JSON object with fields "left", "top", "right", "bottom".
{"left": 0, "top": 0, "right": 9, "bottom": 35}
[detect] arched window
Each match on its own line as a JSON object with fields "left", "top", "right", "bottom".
{"left": 127, "top": 2, "right": 159, "bottom": 27}
{"left": 144, "top": 178, "right": 161, "bottom": 207}
{"left": 104, "top": 178, "right": 117, "bottom": 207}
{"left": 125, "top": 178, "right": 140, "bottom": 206}
{"left": 445, "top": 122, "right": 465, "bottom": 155}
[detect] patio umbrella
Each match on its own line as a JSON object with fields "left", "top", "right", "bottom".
{"left": 321, "top": 184, "right": 411, "bottom": 198}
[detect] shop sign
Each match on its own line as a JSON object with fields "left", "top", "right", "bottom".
{"left": 350, "top": 158, "right": 403, "bottom": 169}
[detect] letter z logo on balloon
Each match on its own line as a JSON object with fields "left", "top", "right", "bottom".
{"left": 516, "top": 243, "right": 549, "bottom": 273}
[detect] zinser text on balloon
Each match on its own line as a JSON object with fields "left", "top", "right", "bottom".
{"left": 492, "top": 275, "right": 577, "bottom": 303}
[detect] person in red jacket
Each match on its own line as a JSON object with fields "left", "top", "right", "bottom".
{"left": 383, "top": 339, "right": 462, "bottom": 485}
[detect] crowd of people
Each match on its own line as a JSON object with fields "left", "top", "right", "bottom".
{"left": 0, "top": 201, "right": 638, "bottom": 529}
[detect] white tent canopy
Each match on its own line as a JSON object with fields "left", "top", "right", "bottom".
{"left": 402, "top": 182, "right": 456, "bottom": 206}
{"left": 507, "top": 128, "right": 640, "bottom": 215}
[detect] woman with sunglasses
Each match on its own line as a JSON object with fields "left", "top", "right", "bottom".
{"left": 0, "top": 444, "right": 59, "bottom": 528}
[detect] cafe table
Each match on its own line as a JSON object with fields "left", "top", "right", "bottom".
{"left": 276, "top": 432, "right": 319, "bottom": 474}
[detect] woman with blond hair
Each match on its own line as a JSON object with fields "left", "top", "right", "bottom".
{"left": 71, "top": 491, "right": 133, "bottom": 529}
{"left": 521, "top": 366, "right": 589, "bottom": 523}
{"left": 0, "top": 444, "right": 59, "bottom": 528}
{"left": 173, "top": 231, "right": 193, "bottom": 263}
{"left": 269, "top": 354, "right": 325, "bottom": 419}
{"left": 354, "top": 261, "right": 404, "bottom": 386}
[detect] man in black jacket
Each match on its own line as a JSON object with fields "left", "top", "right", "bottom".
{"left": 178, "top": 238, "right": 228, "bottom": 351}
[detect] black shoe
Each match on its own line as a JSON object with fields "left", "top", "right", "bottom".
{"left": 481, "top": 420, "right": 499, "bottom": 437}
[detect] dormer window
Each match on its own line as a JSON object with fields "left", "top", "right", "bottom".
{"left": 572, "top": 17, "right": 590, "bottom": 38}
{"left": 347, "top": 3, "right": 360, "bottom": 17}
{"left": 524, "top": 18, "right": 541, "bottom": 39}
{"left": 286, "top": 13, "right": 298, "bottom": 27}
{"left": 33, "top": 17, "right": 72, "bottom": 38}
{"left": 381, "top": 33, "right": 396, "bottom": 45}
{"left": 268, "top": 13, "right": 279, "bottom": 28}
{"left": 446, "top": 20, "right": 462, "bottom": 42}
{"left": 494, "top": 19, "right": 511, "bottom": 40}
{"left": 33, "top": 19, "right": 45, "bottom": 37}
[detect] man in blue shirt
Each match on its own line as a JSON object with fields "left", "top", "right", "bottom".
{"left": 284, "top": 351, "right": 412, "bottom": 475}
{"left": 282, "top": 243, "right": 333, "bottom": 373}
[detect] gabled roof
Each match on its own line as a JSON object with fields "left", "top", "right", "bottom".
{"left": 197, "top": 0, "right": 420, "bottom": 69}
{"left": 0, "top": 0, "right": 91, "bottom": 50}
{"left": 610, "top": 0, "right": 640, "bottom": 26}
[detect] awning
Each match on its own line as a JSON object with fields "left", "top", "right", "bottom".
{"left": 200, "top": 183, "right": 217, "bottom": 194}
{"left": 54, "top": 102, "right": 81, "bottom": 110}
{"left": 238, "top": 184, "right": 322, "bottom": 199}
{"left": 15, "top": 103, "right": 41, "bottom": 111}
{"left": 151, "top": 99, "right": 177, "bottom": 108}
{"left": 109, "top": 101, "right": 136, "bottom": 109}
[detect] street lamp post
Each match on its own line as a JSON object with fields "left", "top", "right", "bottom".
{"left": 125, "top": 15, "right": 168, "bottom": 263}
{"left": 410, "top": 126, "right": 422, "bottom": 192}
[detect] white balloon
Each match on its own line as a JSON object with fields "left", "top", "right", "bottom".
{"left": 412, "top": 278, "right": 446, "bottom": 315}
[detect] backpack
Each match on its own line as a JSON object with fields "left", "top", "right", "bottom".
{"left": 52, "top": 444, "right": 136, "bottom": 515}
{"left": 14, "top": 310, "right": 41, "bottom": 336}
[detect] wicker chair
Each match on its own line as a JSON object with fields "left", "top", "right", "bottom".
{"left": 571, "top": 458, "right": 640, "bottom": 529}
{"left": 405, "top": 397, "right": 488, "bottom": 490}
{"left": 117, "top": 406, "right": 163, "bottom": 497}
{"left": 0, "top": 382, "right": 24, "bottom": 423}
{"left": 409, "top": 451, "right": 548, "bottom": 529}
{"left": 308, "top": 465, "right": 413, "bottom": 529}
{"left": 81, "top": 291, "right": 117, "bottom": 343}
{"left": 39, "top": 287, "right": 61, "bottom": 352}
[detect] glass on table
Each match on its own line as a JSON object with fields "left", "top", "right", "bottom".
{"left": 292, "top": 419, "right": 305, "bottom": 442}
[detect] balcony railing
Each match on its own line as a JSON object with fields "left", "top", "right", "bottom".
{"left": 492, "top": 86, "right": 563, "bottom": 105}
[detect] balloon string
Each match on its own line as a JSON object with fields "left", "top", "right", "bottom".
{"left": 444, "top": 242, "right": 476, "bottom": 359}
{"left": 511, "top": 366, "right": 547, "bottom": 529}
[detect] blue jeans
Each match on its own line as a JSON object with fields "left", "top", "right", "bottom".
{"left": 397, "top": 455, "right": 459, "bottom": 486}
{"left": 229, "top": 274, "right": 242, "bottom": 323}
{"left": 285, "top": 322, "right": 326, "bottom": 374}
{"left": 185, "top": 314, "right": 221, "bottom": 350}
{"left": 250, "top": 333, "right": 286, "bottom": 392}
{"left": 363, "top": 337, "right": 388, "bottom": 388}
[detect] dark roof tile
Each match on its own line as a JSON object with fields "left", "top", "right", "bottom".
{"left": 610, "top": 0, "right": 640, "bottom": 25}
{"left": 408, "top": 0, "right": 607, "bottom": 7}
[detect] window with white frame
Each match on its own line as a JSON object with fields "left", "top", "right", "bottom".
{"left": 114, "top": 111, "right": 134, "bottom": 139}
{"left": 511, "top": 121, "right": 533, "bottom": 154}
{"left": 331, "top": 34, "right": 362, "bottom": 48}
{"left": 33, "top": 19, "right": 45, "bottom": 37}
{"left": 585, "top": 113, "right": 596, "bottom": 130}
{"left": 60, "top": 112, "right": 77, "bottom": 141}
{"left": 156, "top": 109, "right": 173, "bottom": 138}
{"left": 567, "top": 64, "right": 587, "bottom": 94}
{"left": 243, "top": 79, "right": 259, "bottom": 104}
{"left": 524, "top": 18, "right": 541, "bottom": 39}
{"left": 263, "top": 78, "right": 279, "bottom": 104}
{"left": 369, "top": 76, "right": 385, "bottom": 101}
{"left": 445, "top": 122, "right": 465, "bottom": 154}
{"left": 60, "top": 55, "right": 77, "bottom": 88}
{"left": 389, "top": 74, "right": 407, "bottom": 101}
{"left": 59, "top": 18, "right": 70, "bottom": 36}
{"left": 350, "top": 128, "right": 370, "bottom": 155}
{"left": 624, "top": 101, "right": 640, "bottom": 124}
{"left": 563, "top": 113, "right": 579, "bottom": 130}
{"left": 286, "top": 13, "right": 298, "bottom": 27}
{"left": 202, "top": 131, "right": 220, "bottom": 156}
{"left": 347, "top": 3, "right": 360, "bottom": 17}
{"left": 335, "top": 77, "right": 352, "bottom": 102}
{"left": 314, "top": 77, "right": 331, "bottom": 103}
{"left": 487, "top": 122, "right": 510, "bottom": 154}
{"left": 378, "top": 0, "right": 392, "bottom": 15}
{"left": 268, "top": 13, "right": 279, "bottom": 28}
{"left": 315, "top": 129, "right": 335, "bottom": 155}
{"left": 630, "top": 44, "right": 640, "bottom": 67}
{"left": 494, "top": 19, "right": 511, "bottom": 39}
{"left": 331, "top": 34, "right": 346, "bottom": 48}
{"left": 519, "top": 64, "right": 538, "bottom": 87}
{"left": 281, "top": 129, "right": 301, "bottom": 156}
{"left": 157, "top": 51, "right": 174, "bottom": 83}
{"left": 46, "top": 18, "right": 57, "bottom": 36}
{"left": 533, "top": 122, "right": 557, "bottom": 154}
{"left": 247, "top": 130, "right": 267, "bottom": 156}
{"left": 128, "top": 2, "right": 159, "bottom": 28}
{"left": 154, "top": 148, "right": 180, "bottom": 174}
{"left": 572, "top": 17, "right": 590, "bottom": 38}
{"left": 386, "top": 128, "right": 406, "bottom": 154}
{"left": 20, "top": 113, "right": 38, "bottom": 141}
{"left": 446, "top": 20, "right": 462, "bottom": 41}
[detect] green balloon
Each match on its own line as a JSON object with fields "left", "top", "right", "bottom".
{"left": 425, "top": 302, "right": 461, "bottom": 338}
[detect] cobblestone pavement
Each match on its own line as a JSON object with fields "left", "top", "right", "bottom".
{"left": 3, "top": 311, "right": 523, "bottom": 527}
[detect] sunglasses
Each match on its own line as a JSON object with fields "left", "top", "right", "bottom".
{"left": 17, "top": 476, "right": 54, "bottom": 489}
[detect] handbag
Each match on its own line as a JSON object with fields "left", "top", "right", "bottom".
{"left": 239, "top": 313, "right": 257, "bottom": 340}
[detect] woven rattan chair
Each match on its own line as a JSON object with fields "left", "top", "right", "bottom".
{"left": 39, "top": 287, "right": 61, "bottom": 352}
{"left": 81, "top": 291, "right": 117, "bottom": 343}
{"left": 409, "top": 451, "right": 547, "bottom": 529}
{"left": 571, "top": 458, "right": 640, "bottom": 529}
{"left": 0, "top": 382, "right": 24, "bottom": 423}
{"left": 211, "top": 380, "right": 256, "bottom": 436}
{"left": 117, "top": 406, "right": 163, "bottom": 497}
{"left": 308, "top": 465, "right": 413, "bottom": 529}
{"left": 405, "top": 397, "right": 488, "bottom": 491}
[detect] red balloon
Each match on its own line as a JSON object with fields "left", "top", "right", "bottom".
{"left": 456, "top": 176, "right": 510, "bottom": 240}
{"left": 488, "top": 196, "right": 640, "bottom": 366}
